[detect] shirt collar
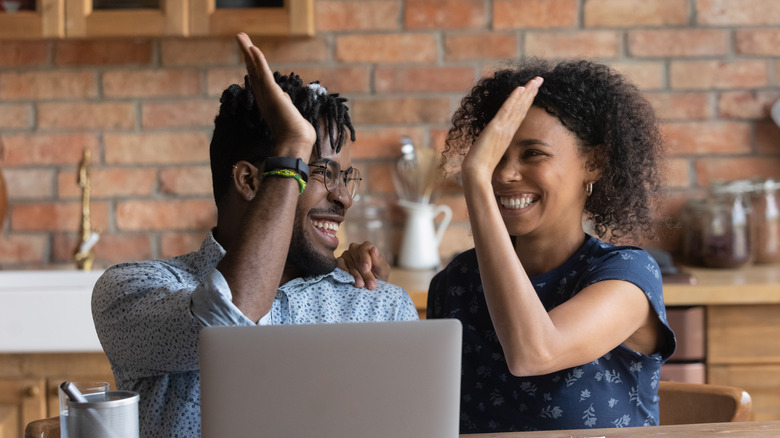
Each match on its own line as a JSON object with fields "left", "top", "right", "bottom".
{"left": 279, "top": 267, "right": 354, "bottom": 291}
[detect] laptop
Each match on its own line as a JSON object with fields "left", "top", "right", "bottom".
{"left": 199, "top": 319, "right": 462, "bottom": 438}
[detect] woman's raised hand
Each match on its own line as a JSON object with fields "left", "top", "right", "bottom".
{"left": 236, "top": 33, "right": 316, "bottom": 160}
{"left": 337, "top": 241, "right": 391, "bottom": 290}
{"left": 460, "top": 77, "right": 543, "bottom": 182}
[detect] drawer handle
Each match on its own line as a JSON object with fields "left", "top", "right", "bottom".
{"left": 25, "top": 385, "right": 40, "bottom": 398}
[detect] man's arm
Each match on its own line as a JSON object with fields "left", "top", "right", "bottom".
{"left": 215, "top": 34, "right": 317, "bottom": 322}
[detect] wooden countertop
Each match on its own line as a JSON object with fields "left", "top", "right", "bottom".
{"left": 463, "top": 420, "right": 780, "bottom": 437}
{"left": 391, "top": 263, "right": 780, "bottom": 313}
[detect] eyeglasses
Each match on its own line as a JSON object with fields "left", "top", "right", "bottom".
{"left": 308, "top": 159, "right": 362, "bottom": 199}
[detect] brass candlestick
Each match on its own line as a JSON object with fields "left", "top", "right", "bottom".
{"left": 74, "top": 148, "right": 99, "bottom": 270}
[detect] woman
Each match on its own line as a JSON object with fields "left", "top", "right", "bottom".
{"left": 341, "top": 58, "right": 676, "bottom": 432}
{"left": 427, "top": 58, "right": 676, "bottom": 432}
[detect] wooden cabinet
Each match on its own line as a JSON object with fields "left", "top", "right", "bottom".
{"left": 0, "top": 0, "right": 312, "bottom": 39}
{"left": 0, "top": 378, "right": 46, "bottom": 438}
{"left": 706, "top": 304, "right": 780, "bottom": 421}
{"left": 0, "top": 353, "right": 115, "bottom": 437}
{"left": 0, "top": 0, "right": 64, "bottom": 39}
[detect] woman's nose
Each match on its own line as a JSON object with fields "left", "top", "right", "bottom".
{"left": 493, "top": 160, "right": 522, "bottom": 184}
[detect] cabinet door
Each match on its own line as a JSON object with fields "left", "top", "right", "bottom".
{"left": 0, "top": 378, "right": 46, "bottom": 438}
{"left": 709, "top": 364, "right": 780, "bottom": 422}
{"left": 707, "top": 304, "right": 780, "bottom": 364}
{"left": 189, "top": 0, "right": 313, "bottom": 36}
{"left": 65, "top": 0, "right": 187, "bottom": 37}
{"left": 0, "top": 0, "right": 63, "bottom": 39}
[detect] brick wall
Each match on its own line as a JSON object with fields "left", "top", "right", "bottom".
{"left": 1, "top": 0, "right": 779, "bottom": 270}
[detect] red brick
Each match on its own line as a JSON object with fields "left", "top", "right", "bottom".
{"left": 2, "top": 169, "right": 54, "bottom": 199}
{"left": 316, "top": 1, "right": 401, "bottom": 31}
{"left": 38, "top": 102, "right": 136, "bottom": 130}
{"left": 718, "top": 91, "right": 780, "bottom": 119}
{"left": 161, "top": 231, "right": 208, "bottom": 258}
{"left": 585, "top": 0, "right": 689, "bottom": 27}
{"left": 207, "top": 67, "right": 247, "bottom": 96}
{"left": 670, "top": 60, "right": 768, "bottom": 89}
{"left": 494, "top": 0, "right": 578, "bottom": 29}
{"left": 104, "top": 132, "right": 210, "bottom": 164}
{"left": 609, "top": 62, "right": 665, "bottom": 90}
{"left": 0, "top": 72, "right": 97, "bottom": 99}
{"left": 444, "top": 33, "right": 517, "bottom": 61}
{"left": 116, "top": 199, "right": 216, "bottom": 231}
{"left": 0, "top": 40, "right": 48, "bottom": 67}
{"left": 736, "top": 29, "right": 780, "bottom": 56}
{"left": 159, "top": 166, "right": 213, "bottom": 196}
{"left": 661, "top": 121, "right": 752, "bottom": 155}
{"left": 0, "top": 235, "right": 47, "bottom": 264}
{"left": 1, "top": 134, "right": 99, "bottom": 165}
{"left": 628, "top": 29, "right": 728, "bottom": 57}
{"left": 54, "top": 39, "right": 153, "bottom": 66}
{"left": 525, "top": 31, "right": 620, "bottom": 58}
{"left": 161, "top": 37, "right": 237, "bottom": 66}
{"left": 375, "top": 67, "right": 474, "bottom": 93}
{"left": 10, "top": 201, "right": 109, "bottom": 232}
{"left": 645, "top": 92, "right": 713, "bottom": 120}
{"left": 280, "top": 67, "right": 371, "bottom": 94}
{"left": 365, "top": 163, "right": 396, "bottom": 195}
{"left": 756, "top": 121, "right": 780, "bottom": 155}
{"left": 336, "top": 34, "right": 437, "bottom": 63}
{"left": 696, "top": 0, "right": 780, "bottom": 25}
{"left": 694, "top": 157, "right": 780, "bottom": 187}
{"left": 0, "top": 104, "right": 32, "bottom": 129}
{"left": 664, "top": 158, "right": 691, "bottom": 188}
{"left": 58, "top": 168, "right": 158, "bottom": 198}
{"left": 141, "top": 100, "right": 217, "bottom": 128}
{"left": 406, "top": 0, "right": 487, "bottom": 29}
{"left": 351, "top": 97, "right": 452, "bottom": 125}
{"left": 350, "top": 127, "right": 427, "bottom": 160}
{"left": 103, "top": 70, "right": 201, "bottom": 98}
{"left": 52, "top": 232, "right": 153, "bottom": 266}
{"left": 208, "top": 67, "right": 369, "bottom": 96}
{"left": 253, "top": 37, "right": 329, "bottom": 64}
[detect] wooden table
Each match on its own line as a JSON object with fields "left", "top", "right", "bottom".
{"left": 462, "top": 420, "right": 780, "bottom": 437}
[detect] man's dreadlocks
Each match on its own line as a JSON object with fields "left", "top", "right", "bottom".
{"left": 209, "top": 73, "right": 356, "bottom": 204}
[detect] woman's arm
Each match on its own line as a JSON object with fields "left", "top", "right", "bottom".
{"left": 461, "top": 79, "right": 656, "bottom": 376}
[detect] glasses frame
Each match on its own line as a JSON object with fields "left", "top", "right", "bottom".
{"left": 308, "top": 159, "right": 362, "bottom": 200}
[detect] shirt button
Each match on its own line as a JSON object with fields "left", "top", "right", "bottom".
{"left": 275, "top": 291, "right": 284, "bottom": 299}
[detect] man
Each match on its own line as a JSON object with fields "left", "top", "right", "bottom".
{"left": 92, "top": 34, "right": 417, "bottom": 438}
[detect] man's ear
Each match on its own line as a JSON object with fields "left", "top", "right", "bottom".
{"left": 231, "top": 160, "right": 260, "bottom": 201}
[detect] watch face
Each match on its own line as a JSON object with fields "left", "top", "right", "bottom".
{"left": 266, "top": 157, "right": 309, "bottom": 182}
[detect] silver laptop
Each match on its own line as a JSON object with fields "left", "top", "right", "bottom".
{"left": 199, "top": 319, "right": 462, "bottom": 438}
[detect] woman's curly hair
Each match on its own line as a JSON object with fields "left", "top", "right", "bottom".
{"left": 445, "top": 58, "right": 664, "bottom": 242}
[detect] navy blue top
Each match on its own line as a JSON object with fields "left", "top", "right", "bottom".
{"left": 427, "top": 235, "right": 676, "bottom": 433}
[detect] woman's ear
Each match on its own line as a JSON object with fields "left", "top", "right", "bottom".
{"left": 231, "top": 160, "right": 260, "bottom": 202}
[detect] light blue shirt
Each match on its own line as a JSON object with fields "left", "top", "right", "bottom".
{"left": 92, "top": 231, "right": 418, "bottom": 438}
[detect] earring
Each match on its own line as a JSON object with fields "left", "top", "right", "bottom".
{"left": 247, "top": 193, "right": 254, "bottom": 201}
{"left": 585, "top": 182, "right": 593, "bottom": 197}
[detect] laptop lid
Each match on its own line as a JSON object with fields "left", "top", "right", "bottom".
{"left": 200, "top": 319, "right": 462, "bottom": 438}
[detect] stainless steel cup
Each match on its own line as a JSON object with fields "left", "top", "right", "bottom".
{"left": 67, "top": 390, "right": 140, "bottom": 438}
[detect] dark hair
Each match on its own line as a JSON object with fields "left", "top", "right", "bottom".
{"left": 445, "top": 58, "right": 664, "bottom": 241}
{"left": 209, "top": 73, "right": 356, "bottom": 204}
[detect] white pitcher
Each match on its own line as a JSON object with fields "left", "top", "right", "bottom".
{"left": 397, "top": 200, "right": 452, "bottom": 270}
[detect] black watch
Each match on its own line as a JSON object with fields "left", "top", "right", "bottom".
{"left": 264, "top": 157, "right": 309, "bottom": 182}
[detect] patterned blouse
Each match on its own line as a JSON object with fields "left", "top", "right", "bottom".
{"left": 92, "top": 231, "right": 418, "bottom": 438}
{"left": 427, "top": 235, "right": 676, "bottom": 433}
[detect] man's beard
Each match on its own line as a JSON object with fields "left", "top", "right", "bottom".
{"left": 285, "top": 209, "right": 340, "bottom": 278}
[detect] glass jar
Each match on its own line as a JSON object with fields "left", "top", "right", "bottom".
{"left": 749, "top": 178, "right": 780, "bottom": 264}
{"left": 343, "top": 195, "right": 393, "bottom": 263}
{"left": 698, "top": 181, "right": 752, "bottom": 269}
{"left": 681, "top": 198, "right": 707, "bottom": 266}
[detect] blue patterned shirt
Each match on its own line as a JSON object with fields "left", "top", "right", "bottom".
{"left": 92, "top": 231, "right": 418, "bottom": 438}
{"left": 427, "top": 235, "right": 676, "bottom": 433}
